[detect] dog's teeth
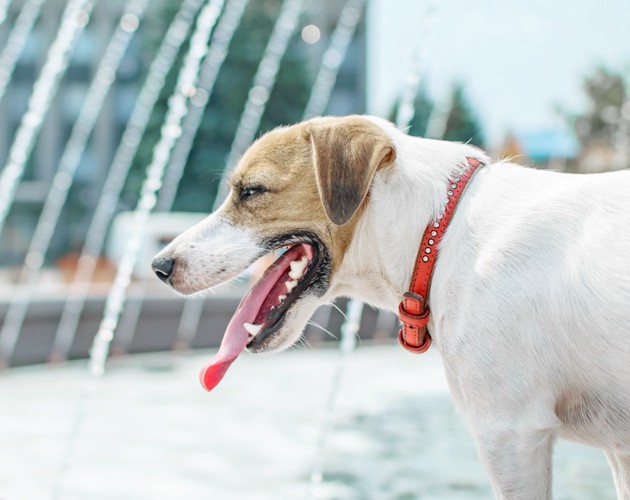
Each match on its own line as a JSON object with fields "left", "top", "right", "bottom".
{"left": 243, "top": 322, "right": 262, "bottom": 336}
{"left": 289, "top": 258, "right": 307, "bottom": 279}
{"left": 278, "top": 294, "right": 286, "bottom": 302}
{"left": 285, "top": 279, "right": 297, "bottom": 292}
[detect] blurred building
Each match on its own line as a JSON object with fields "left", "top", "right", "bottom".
{"left": 498, "top": 130, "right": 579, "bottom": 171}
{"left": 576, "top": 138, "right": 630, "bottom": 173}
{"left": 498, "top": 127, "right": 630, "bottom": 174}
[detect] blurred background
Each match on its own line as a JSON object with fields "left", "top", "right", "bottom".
{"left": 0, "top": 0, "right": 628, "bottom": 498}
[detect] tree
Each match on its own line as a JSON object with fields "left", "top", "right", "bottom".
{"left": 395, "top": 83, "right": 484, "bottom": 148}
{"left": 389, "top": 85, "right": 434, "bottom": 136}
{"left": 442, "top": 83, "right": 484, "bottom": 148}
{"left": 565, "top": 67, "right": 628, "bottom": 149}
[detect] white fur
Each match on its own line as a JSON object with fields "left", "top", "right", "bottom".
{"left": 158, "top": 210, "right": 262, "bottom": 295}
{"left": 331, "top": 117, "right": 630, "bottom": 499}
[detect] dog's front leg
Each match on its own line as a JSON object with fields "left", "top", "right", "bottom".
{"left": 472, "top": 423, "right": 555, "bottom": 500}
{"left": 606, "top": 452, "right": 630, "bottom": 500}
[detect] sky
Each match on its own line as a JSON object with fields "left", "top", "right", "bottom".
{"left": 366, "top": 0, "right": 630, "bottom": 146}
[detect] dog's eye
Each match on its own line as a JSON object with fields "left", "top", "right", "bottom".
{"left": 239, "top": 186, "right": 265, "bottom": 201}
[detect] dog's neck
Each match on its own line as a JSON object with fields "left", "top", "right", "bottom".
{"left": 332, "top": 120, "right": 488, "bottom": 312}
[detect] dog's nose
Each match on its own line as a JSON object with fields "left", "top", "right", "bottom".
{"left": 152, "top": 256, "right": 174, "bottom": 282}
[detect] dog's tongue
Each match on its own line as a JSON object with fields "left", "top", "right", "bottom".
{"left": 199, "top": 298, "right": 252, "bottom": 392}
{"left": 198, "top": 244, "right": 311, "bottom": 392}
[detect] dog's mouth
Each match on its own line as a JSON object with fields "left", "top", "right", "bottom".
{"left": 199, "top": 233, "right": 330, "bottom": 391}
{"left": 245, "top": 233, "right": 330, "bottom": 350}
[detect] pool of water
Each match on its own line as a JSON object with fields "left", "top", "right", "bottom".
{"left": 0, "top": 345, "right": 615, "bottom": 499}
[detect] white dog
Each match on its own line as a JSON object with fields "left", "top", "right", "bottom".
{"left": 152, "top": 115, "right": 630, "bottom": 499}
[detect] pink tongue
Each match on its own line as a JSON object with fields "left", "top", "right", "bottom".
{"left": 198, "top": 244, "right": 312, "bottom": 392}
{"left": 199, "top": 289, "right": 260, "bottom": 391}
{"left": 199, "top": 311, "right": 249, "bottom": 392}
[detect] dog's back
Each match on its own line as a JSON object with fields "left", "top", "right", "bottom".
{"left": 433, "top": 163, "right": 630, "bottom": 452}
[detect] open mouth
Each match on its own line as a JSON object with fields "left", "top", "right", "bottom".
{"left": 198, "top": 233, "right": 330, "bottom": 392}
{"left": 244, "top": 234, "right": 330, "bottom": 350}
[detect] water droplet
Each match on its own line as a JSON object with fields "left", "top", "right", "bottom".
{"left": 120, "top": 13, "right": 139, "bottom": 33}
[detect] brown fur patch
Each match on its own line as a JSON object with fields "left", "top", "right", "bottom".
{"left": 222, "top": 116, "right": 396, "bottom": 272}
{"left": 307, "top": 117, "right": 396, "bottom": 225}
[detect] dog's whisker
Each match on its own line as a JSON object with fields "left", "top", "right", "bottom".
{"left": 287, "top": 342, "right": 303, "bottom": 352}
{"left": 328, "top": 302, "right": 349, "bottom": 321}
{"left": 307, "top": 320, "right": 338, "bottom": 340}
{"left": 298, "top": 335, "right": 313, "bottom": 351}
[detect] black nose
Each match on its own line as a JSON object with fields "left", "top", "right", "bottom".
{"left": 152, "top": 256, "right": 174, "bottom": 282}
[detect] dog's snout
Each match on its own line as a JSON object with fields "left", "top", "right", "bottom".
{"left": 152, "top": 255, "right": 175, "bottom": 283}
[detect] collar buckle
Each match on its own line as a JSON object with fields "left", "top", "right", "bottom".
{"left": 398, "top": 327, "right": 432, "bottom": 353}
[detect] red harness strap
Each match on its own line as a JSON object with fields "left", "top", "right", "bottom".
{"left": 398, "top": 157, "right": 483, "bottom": 353}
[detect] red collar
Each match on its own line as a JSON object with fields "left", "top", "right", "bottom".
{"left": 398, "top": 157, "right": 483, "bottom": 353}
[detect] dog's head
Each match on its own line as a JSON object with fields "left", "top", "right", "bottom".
{"left": 152, "top": 115, "right": 396, "bottom": 353}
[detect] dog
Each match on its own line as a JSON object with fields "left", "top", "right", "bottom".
{"left": 152, "top": 115, "right": 630, "bottom": 499}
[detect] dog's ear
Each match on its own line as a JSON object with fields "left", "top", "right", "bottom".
{"left": 306, "top": 120, "right": 396, "bottom": 226}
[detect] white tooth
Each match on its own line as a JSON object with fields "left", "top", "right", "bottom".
{"left": 243, "top": 322, "right": 262, "bottom": 336}
{"left": 278, "top": 295, "right": 286, "bottom": 302}
{"left": 285, "top": 280, "right": 297, "bottom": 292}
{"left": 289, "top": 259, "right": 307, "bottom": 279}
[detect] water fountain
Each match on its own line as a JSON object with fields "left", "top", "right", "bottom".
{"left": 0, "top": 0, "right": 44, "bottom": 102}
{"left": 51, "top": 0, "right": 208, "bottom": 361}
{"left": 394, "top": 1, "right": 437, "bottom": 130}
{"left": 0, "top": 0, "right": 95, "bottom": 236}
{"left": 0, "top": 0, "right": 150, "bottom": 364}
{"left": 218, "top": 0, "right": 305, "bottom": 198}
{"left": 0, "top": 0, "right": 12, "bottom": 25}
{"left": 156, "top": 0, "right": 251, "bottom": 211}
{"left": 111, "top": 0, "right": 251, "bottom": 355}
{"left": 52, "top": 0, "right": 226, "bottom": 494}
{"left": 0, "top": 0, "right": 371, "bottom": 368}
{"left": 302, "top": 0, "right": 365, "bottom": 121}
{"left": 88, "top": 0, "right": 226, "bottom": 378}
